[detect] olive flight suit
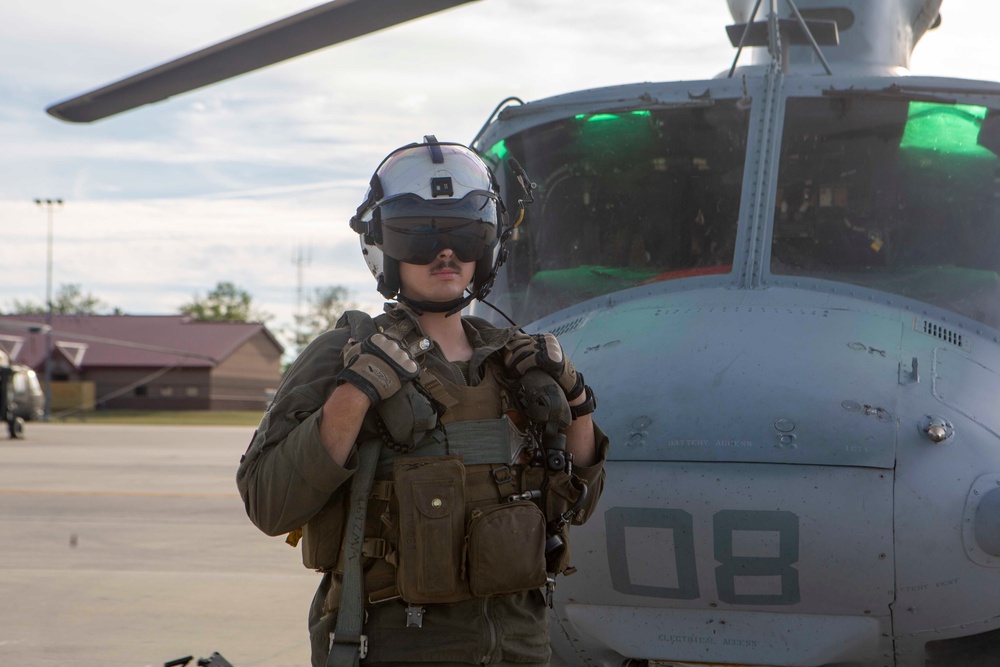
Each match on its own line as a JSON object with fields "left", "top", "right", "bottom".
{"left": 237, "top": 304, "right": 608, "bottom": 666}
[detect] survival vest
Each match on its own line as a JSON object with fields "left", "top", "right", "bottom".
{"left": 296, "top": 309, "right": 587, "bottom": 613}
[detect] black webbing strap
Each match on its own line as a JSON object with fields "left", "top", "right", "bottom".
{"left": 327, "top": 310, "right": 381, "bottom": 667}
{"left": 326, "top": 437, "right": 379, "bottom": 667}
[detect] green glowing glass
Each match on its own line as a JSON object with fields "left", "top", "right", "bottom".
{"left": 482, "top": 139, "right": 508, "bottom": 166}
{"left": 900, "top": 101, "right": 993, "bottom": 158}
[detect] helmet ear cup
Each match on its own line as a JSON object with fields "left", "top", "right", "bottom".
{"left": 379, "top": 257, "right": 401, "bottom": 299}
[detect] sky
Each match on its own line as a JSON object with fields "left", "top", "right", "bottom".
{"left": 1, "top": 0, "right": 998, "bottom": 351}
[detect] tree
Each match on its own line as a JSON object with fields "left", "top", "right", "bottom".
{"left": 294, "top": 285, "right": 357, "bottom": 349}
{"left": 7, "top": 283, "right": 109, "bottom": 315}
{"left": 179, "top": 281, "right": 272, "bottom": 323}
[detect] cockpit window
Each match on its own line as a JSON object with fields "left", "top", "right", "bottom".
{"left": 772, "top": 96, "right": 1000, "bottom": 329}
{"left": 481, "top": 101, "right": 749, "bottom": 325}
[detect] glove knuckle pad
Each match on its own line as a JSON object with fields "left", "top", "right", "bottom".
{"left": 364, "top": 334, "right": 418, "bottom": 379}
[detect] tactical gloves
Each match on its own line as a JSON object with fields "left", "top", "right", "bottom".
{"left": 503, "top": 332, "right": 585, "bottom": 401}
{"left": 339, "top": 333, "right": 420, "bottom": 405}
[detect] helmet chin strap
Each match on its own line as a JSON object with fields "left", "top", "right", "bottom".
{"left": 396, "top": 291, "right": 474, "bottom": 317}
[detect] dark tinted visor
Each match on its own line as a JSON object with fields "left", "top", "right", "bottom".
{"left": 378, "top": 192, "right": 499, "bottom": 264}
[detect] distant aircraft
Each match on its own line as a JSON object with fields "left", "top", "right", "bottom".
{"left": 0, "top": 348, "right": 25, "bottom": 438}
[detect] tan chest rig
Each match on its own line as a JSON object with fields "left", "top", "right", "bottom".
{"left": 300, "top": 312, "right": 586, "bottom": 616}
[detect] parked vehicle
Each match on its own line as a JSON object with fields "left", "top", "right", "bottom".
{"left": 0, "top": 351, "right": 25, "bottom": 438}
{"left": 11, "top": 365, "right": 44, "bottom": 422}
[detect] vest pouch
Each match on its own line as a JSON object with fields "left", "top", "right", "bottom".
{"left": 516, "top": 467, "right": 583, "bottom": 575}
{"left": 467, "top": 501, "right": 547, "bottom": 597}
{"left": 301, "top": 488, "right": 349, "bottom": 571}
{"left": 544, "top": 470, "right": 587, "bottom": 575}
{"left": 393, "top": 456, "right": 469, "bottom": 604}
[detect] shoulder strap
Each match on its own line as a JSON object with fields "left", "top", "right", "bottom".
{"left": 327, "top": 437, "right": 381, "bottom": 667}
{"left": 335, "top": 310, "right": 378, "bottom": 340}
{"left": 326, "top": 309, "right": 380, "bottom": 666}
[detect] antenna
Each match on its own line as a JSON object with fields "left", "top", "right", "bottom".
{"left": 292, "top": 244, "right": 312, "bottom": 319}
{"left": 726, "top": 0, "right": 838, "bottom": 77}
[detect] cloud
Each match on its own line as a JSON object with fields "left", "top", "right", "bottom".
{"left": 3, "top": 0, "right": 1000, "bottom": 349}
{"left": 0, "top": 197, "right": 379, "bottom": 329}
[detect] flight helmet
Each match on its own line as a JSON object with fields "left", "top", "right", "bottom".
{"left": 351, "top": 136, "right": 509, "bottom": 313}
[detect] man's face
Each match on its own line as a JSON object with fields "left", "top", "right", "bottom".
{"left": 398, "top": 249, "right": 475, "bottom": 304}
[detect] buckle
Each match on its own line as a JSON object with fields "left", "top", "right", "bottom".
{"left": 491, "top": 465, "right": 513, "bottom": 485}
{"left": 405, "top": 604, "right": 426, "bottom": 628}
{"left": 332, "top": 634, "right": 368, "bottom": 659}
{"left": 361, "top": 538, "right": 387, "bottom": 559}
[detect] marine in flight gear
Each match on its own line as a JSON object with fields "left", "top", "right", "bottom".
{"left": 236, "top": 137, "right": 608, "bottom": 667}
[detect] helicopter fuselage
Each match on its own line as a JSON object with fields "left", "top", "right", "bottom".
{"left": 473, "top": 66, "right": 1000, "bottom": 666}
{"left": 40, "top": 0, "right": 1000, "bottom": 664}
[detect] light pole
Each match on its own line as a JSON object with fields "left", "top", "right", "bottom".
{"left": 34, "top": 198, "right": 63, "bottom": 421}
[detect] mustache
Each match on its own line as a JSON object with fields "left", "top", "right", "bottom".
{"left": 429, "top": 258, "right": 462, "bottom": 272}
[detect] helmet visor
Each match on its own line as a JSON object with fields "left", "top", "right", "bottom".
{"left": 379, "top": 191, "right": 499, "bottom": 265}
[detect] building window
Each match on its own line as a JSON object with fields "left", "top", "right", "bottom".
{"left": 185, "top": 387, "right": 199, "bottom": 397}
{"left": 134, "top": 385, "right": 148, "bottom": 397}
{"left": 160, "top": 386, "right": 174, "bottom": 397}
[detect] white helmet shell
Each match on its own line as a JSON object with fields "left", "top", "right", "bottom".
{"left": 351, "top": 138, "right": 508, "bottom": 305}
{"left": 379, "top": 143, "right": 496, "bottom": 202}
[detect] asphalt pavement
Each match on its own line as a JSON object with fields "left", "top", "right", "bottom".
{"left": 0, "top": 422, "right": 318, "bottom": 667}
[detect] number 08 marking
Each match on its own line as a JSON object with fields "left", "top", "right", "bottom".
{"left": 606, "top": 507, "right": 800, "bottom": 605}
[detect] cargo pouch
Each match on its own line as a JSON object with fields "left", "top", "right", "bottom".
{"left": 393, "top": 456, "right": 468, "bottom": 604}
{"left": 522, "top": 467, "right": 585, "bottom": 576}
{"left": 466, "top": 501, "right": 547, "bottom": 597}
{"left": 301, "top": 487, "right": 349, "bottom": 571}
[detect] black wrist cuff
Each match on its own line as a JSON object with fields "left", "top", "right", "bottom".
{"left": 337, "top": 369, "right": 380, "bottom": 406}
{"left": 565, "top": 372, "right": 585, "bottom": 402}
{"left": 570, "top": 385, "right": 597, "bottom": 420}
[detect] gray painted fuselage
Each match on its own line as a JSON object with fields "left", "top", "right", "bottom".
{"left": 473, "top": 2, "right": 1000, "bottom": 664}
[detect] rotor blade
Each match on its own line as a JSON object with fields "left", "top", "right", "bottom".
{"left": 46, "top": 0, "right": 480, "bottom": 123}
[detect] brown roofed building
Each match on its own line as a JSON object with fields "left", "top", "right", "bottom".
{"left": 0, "top": 314, "right": 283, "bottom": 411}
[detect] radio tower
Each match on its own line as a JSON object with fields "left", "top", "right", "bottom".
{"left": 292, "top": 244, "right": 312, "bottom": 324}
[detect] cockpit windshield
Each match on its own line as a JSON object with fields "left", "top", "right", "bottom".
{"left": 482, "top": 101, "right": 750, "bottom": 325}
{"left": 772, "top": 95, "right": 1000, "bottom": 329}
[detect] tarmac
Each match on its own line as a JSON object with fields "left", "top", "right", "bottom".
{"left": 0, "top": 422, "right": 318, "bottom": 667}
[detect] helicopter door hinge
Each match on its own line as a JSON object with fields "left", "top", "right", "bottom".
{"left": 898, "top": 357, "right": 919, "bottom": 385}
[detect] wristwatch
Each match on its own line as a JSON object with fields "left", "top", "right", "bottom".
{"left": 570, "top": 385, "right": 597, "bottom": 420}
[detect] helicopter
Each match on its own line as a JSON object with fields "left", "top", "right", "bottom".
{"left": 0, "top": 348, "right": 25, "bottom": 439}
{"left": 45, "top": 0, "right": 1000, "bottom": 665}
{"left": 0, "top": 319, "right": 48, "bottom": 439}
